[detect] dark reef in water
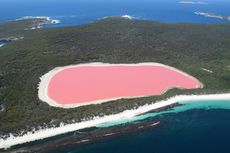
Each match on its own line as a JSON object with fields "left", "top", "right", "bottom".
{"left": 4, "top": 109, "right": 230, "bottom": 153}
{"left": 4, "top": 119, "right": 162, "bottom": 153}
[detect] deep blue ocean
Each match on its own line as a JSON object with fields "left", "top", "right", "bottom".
{"left": 0, "top": 0, "right": 230, "bottom": 27}
{"left": 50, "top": 100, "right": 230, "bottom": 153}
{"left": 63, "top": 109, "right": 230, "bottom": 153}
{"left": 1, "top": 0, "right": 230, "bottom": 152}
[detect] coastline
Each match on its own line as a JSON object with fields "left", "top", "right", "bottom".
{"left": 194, "top": 12, "right": 230, "bottom": 21}
{"left": 0, "top": 15, "right": 229, "bottom": 151}
{"left": 6, "top": 120, "right": 162, "bottom": 153}
{"left": 15, "top": 16, "right": 60, "bottom": 24}
{"left": 16, "top": 16, "right": 60, "bottom": 30}
{"left": 38, "top": 62, "right": 203, "bottom": 108}
{"left": 1, "top": 93, "right": 229, "bottom": 149}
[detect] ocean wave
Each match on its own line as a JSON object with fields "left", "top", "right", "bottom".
{"left": 102, "top": 15, "right": 136, "bottom": 20}
{"left": 16, "top": 16, "right": 50, "bottom": 21}
{"left": 121, "top": 15, "right": 134, "bottom": 20}
{"left": 15, "top": 16, "right": 61, "bottom": 24}
{"left": 14, "top": 16, "right": 61, "bottom": 30}
{"left": 179, "top": 1, "right": 207, "bottom": 4}
{"left": 194, "top": 12, "right": 230, "bottom": 21}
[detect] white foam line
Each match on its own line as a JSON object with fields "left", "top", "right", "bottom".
{"left": 121, "top": 15, "right": 134, "bottom": 20}
{"left": 0, "top": 93, "right": 229, "bottom": 149}
{"left": 15, "top": 16, "right": 50, "bottom": 21}
{"left": 15, "top": 16, "right": 60, "bottom": 26}
{"left": 38, "top": 62, "right": 203, "bottom": 108}
{"left": 77, "top": 139, "right": 90, "bottom": 143}
{"left": 179, "top": 1, "right": 207, "bottom": 5}
{"left": 150, "top": 121, "right": 161, "bottom": 126}
{"left": 103, "top": 133, "right": 115, "bottom": 136}
{"left": 102, "top": 15, "right": 135, "bottom": 20}
{"left": 194, "top": 12, "right": 230, "bottom": 21}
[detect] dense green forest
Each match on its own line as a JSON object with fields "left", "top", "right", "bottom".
{"left": 0, "top": 17, "right": 230, "bottom": 136}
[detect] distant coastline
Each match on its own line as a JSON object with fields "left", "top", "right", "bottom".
{"left": 194, "top": 12, "right": 230, "bottom": 21}
{"left": 15, "top": 16, "right": 60, "bottom": 24}
{"left": 179, "top": 1, "right": 207, "bottom": 5}
{"left": 15, "top": 16, "right": 60, "bottom": 30}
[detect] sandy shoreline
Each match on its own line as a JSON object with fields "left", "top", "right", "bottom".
{"left": 0, "top": 93, "right": 229, "bottom": 149}
{"left": 38, "top": 62, "right": 203, "bottom": 108}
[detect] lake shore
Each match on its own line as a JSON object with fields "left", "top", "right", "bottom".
{"left": 38, "top": 62, "right": 203, "bottom": 108}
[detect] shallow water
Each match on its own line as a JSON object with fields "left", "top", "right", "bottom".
{"left": 51, "top": 100, "right": 230, "bottom": 153}
{"left": 0, "top": 40, "right": 10, "bottom": 47}
{"left": 98, "top": 100, "right": 230, "bottom": 127}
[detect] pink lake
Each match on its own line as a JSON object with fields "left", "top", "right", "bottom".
{"left": 47, "top": 64, "right": 201, "bottom": 105}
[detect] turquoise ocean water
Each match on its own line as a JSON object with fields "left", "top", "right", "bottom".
{"left": 45, "top": 99, "right": 230, "bottom": 153}
{"left": 0, "top": 0, "right": 230, "bottom": 152}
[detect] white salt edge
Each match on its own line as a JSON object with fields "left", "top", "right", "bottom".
{"left": 38, "top": 62, "right": 204, "bottom": 108}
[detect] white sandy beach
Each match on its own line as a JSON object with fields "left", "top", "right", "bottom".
{"left": 38, "top": 62, "right": 203, "bottom": 108}
{"left": 0, "top": 93, "right": 230, "bottom": 149}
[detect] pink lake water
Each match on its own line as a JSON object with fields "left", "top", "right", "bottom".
{"left": 47, "top": 65, "right": 201, "bottom": 105}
